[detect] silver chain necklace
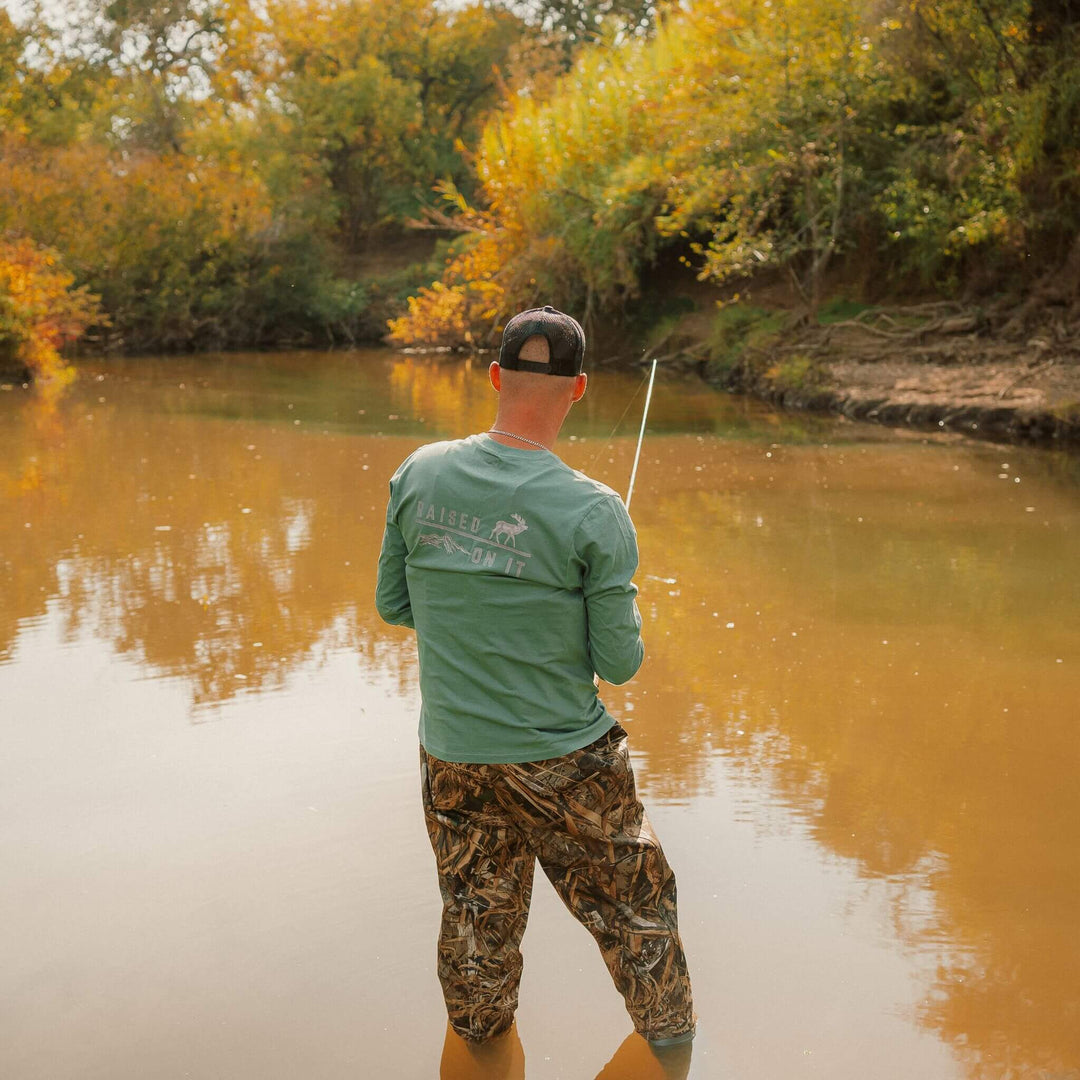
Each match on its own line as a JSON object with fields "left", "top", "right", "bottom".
{"left": 487, "top": 428, "right": 550, "bottom": 451}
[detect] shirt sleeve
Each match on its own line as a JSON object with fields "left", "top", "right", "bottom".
{"left": 574, "top": 496, "right": 645, "bottom": 685}
{"left": 375, "top": 476, "right": 415, "bottom": 629}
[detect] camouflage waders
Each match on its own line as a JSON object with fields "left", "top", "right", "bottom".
{"left": 420, "top": 723, "right": 695, "bottom": 1043}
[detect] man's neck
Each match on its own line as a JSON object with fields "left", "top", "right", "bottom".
{"left": 488, "top": 410, "right": 563, "bottom": 451}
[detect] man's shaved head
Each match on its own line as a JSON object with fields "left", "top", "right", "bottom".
{"left": 488, "top": 312, "right": 587, "bottom": 449}
{"left": 488, "top": 351, "right": 588, "bottom": 441}
{"left": 496, "top": 365, "right": 580, "bottom": 405}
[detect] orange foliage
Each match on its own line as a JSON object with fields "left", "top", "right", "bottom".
{"left": 388, "top": 235, "right": 508, "bottom": 349}
{"left": 0, "top": 236, "right": 103, "bottom": 384}
{"left": 387, "top": 185, "right": 574, "bottom": 349}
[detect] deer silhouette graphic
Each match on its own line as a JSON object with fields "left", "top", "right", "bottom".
{"left": 490, "top": 513, "right": 528, "bottom": 547}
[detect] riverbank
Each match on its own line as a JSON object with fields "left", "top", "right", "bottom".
{"left": 735, "top": 309, "right": 1079, "bottom": 449}
{"left": 753, "top": 347, "right": 1080, "bottom": 449}
{"left": 8, "top": 262, "right": 1079, "bottom": 453}
{"left": 624, "top": 271, "right": 1080, "bottom": 450}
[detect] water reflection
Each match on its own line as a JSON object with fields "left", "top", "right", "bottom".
{"left": 438, "top": 1025, "right": 691, "bottom": 1080}
{"left": 2, "top": 351, "right": 1079, "bottom": 1079}
{"left": 0, "top": 352, "right": 845, "bottom": 706}
{"left": 439, "top": 1024, "right": 526, "bottom": 1080}
{"left": 1, "top": 369, "right": 419, "bottom": 708}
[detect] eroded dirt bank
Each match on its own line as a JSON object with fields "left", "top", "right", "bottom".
{"left": 747, "top": 305, "right": 1080, "bottom": 448}
{"left": 640, "top": 276, "right": 1080, "bottom": 450}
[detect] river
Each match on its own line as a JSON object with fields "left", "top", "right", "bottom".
{"left": 1, "top": 350, "right": 1078, "bottom": 1080}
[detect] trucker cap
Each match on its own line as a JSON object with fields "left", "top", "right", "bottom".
{"left": 498, "top": 305, "right": 586, "bottom": 376}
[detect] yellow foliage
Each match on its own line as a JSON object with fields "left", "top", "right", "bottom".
{"left": 0, "top": 135, "right": 270, "bottom": 283}
{"left": 387, "top": 238, "right": 505, "bottom": 349}
{"left": 390, "top": 2, "right": 772, "bottom": 347}
{"left": 0, "top": 133, "right": 277, "bottom": 350}
{"left": 3, "top": 0, "right": 1074, "bottom": 353}
{"left": 393, "top": 0, "right": 1059, "bottom": 343}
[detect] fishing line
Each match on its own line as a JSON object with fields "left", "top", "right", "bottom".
{"left": 586, "top": 365, "right": 653, "bottom": 474}
{"left": 588, "top": 358, "right": 657, "bottom": 690}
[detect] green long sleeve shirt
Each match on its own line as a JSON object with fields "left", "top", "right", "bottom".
{"left": 375, "top": 434, "right": 644, "bottom": 763}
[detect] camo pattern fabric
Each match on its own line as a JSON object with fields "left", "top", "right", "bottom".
{"left": 420, "top": 723, "right": 694, "bottom": 1043}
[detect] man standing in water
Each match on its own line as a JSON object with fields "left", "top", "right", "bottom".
{"left": 375, "top": 306, "right": 694, "bottom": 1052}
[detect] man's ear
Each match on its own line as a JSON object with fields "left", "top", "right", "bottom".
{"left": 488, "top": 361, "right": 502, "bottom": 392}
{"left": 571, "top": 372, "right": 587, "bottom": 403}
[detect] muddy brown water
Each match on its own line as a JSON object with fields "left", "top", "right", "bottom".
{"left": 2, "top": 351, "right": 1079, "bottom": 1080}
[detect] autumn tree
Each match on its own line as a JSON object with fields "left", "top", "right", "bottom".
{"left": 256, "top": 0, "right": 523, "bottom": 248}
{"left": 2, "top": 0, "right": 529, "bottom": 352}
{"left": 0, "top": 5, "right": 109, "bottom": 144}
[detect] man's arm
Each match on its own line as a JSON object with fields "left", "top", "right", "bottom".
{"left": 576, "top": 496, "right": 644, "bottom": 684}
{"left": 375, "top": 482, "right": 415, "bottom": 628}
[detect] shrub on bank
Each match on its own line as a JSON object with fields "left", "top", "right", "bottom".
{"left": 0, "top": 137, "right": 373, "bottom": 353}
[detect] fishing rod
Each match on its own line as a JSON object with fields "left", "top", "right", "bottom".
{"left": 625, "top": 358, "right": 658, "bottom": 511}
